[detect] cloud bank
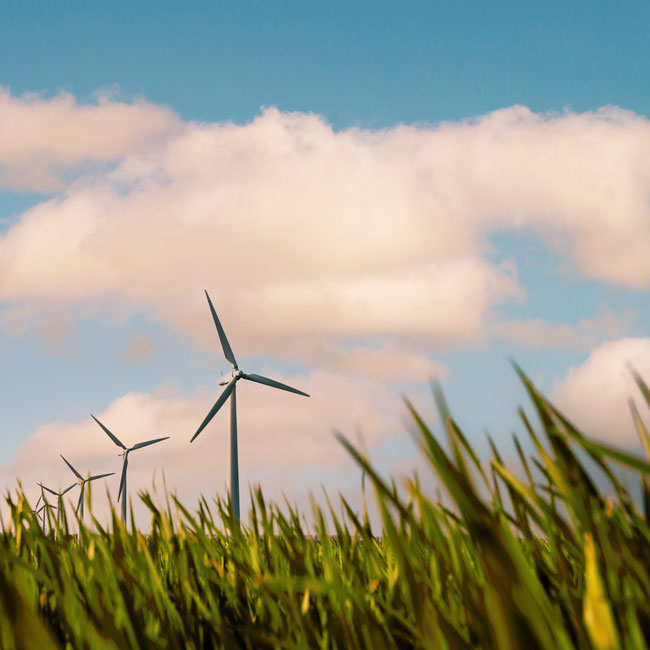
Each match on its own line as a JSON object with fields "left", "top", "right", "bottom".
{"left": 2, "top": 94, "right": 649, "bottom": 373}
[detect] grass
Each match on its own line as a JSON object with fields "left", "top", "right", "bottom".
{"left": 2, "top": 363, "right": 650, "bottom": 648}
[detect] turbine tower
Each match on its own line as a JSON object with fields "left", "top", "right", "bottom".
{"left": 91, "top": 415, "right": 169, "bottom": 523}
{"left": 191, "top": 290, "right": 310, "bottom": 520}
{"left": 60, "top": 455, "right": 114, "bottom": 518}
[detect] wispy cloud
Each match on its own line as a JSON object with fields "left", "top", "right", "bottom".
{"left": 120, "top": 334, "right": 156, "bottom": 363}
{"left": 491, "top": 306, "right": 638, "bottom": 349}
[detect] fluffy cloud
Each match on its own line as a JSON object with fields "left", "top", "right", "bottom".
{"left": 0, "top": 86, "right": 180, "bottom": 191}
{"left": 550, "top": 338, "right": 650, "bottom": 449}
{"left": 3, "top": 97, "right": 649, "bottom": 373}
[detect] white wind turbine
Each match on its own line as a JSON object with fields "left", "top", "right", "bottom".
{"left": 32, "top": 493, "right": 46, "bottom": 532}
{"left": 190, "top": 290, "right": 310, "bottom": 520}
{"left": 60, "top": 455, "right": 115, "bottom": 518}
{"left": 34, "top": 490, "right": 57, "bottom": 534}
{"left": 91, "top": 415, "right": 169, "bottom": 523}
{"left": 37, "top": 482, "right": 76, "bottom": 532}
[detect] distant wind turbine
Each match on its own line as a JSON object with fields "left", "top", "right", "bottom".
{"left": 35, "top": 486, "right": 57, "bottom": 534}
{"left": 32, "top": 493, "right": 45, "bottom": 530}
{"left": 38, "top": 482, "right": 76, "bottom": 530}
{"left": 91, "top": 415, "right": 169, "bottom": 522}
{"left": 190, "top": 290, "right": 310, "bottom": 520}
{"left": 60, "top": 455, "right": 114, "bottom": 518}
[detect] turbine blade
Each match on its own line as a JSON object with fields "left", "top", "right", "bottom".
{"left": 60, "top": 454, "right": 83, "bottom": 479}
{"left": 35, "top": 494, "right": 42, "bottom": 510}
{"left": 191, "top": 378, "right": 236, "bottom": 442}
{"left": 62, "top": 482, "right": 76, "bottom": 496}
{"left": 38, "top": 484, "right": 58, "bottom": 497}
{"left": 204, "top": 290, "right": 238, "bottom": 368}
{"left": 117, "top": 456, "right": 128, "bottom": 502}
{"left": 87, "top": 472, "right": 115, "bottom": 481}
{"left": 76, "top": 486, "right": 84, "bottom": 514}
{"left": 243, "top": 373, "right": 310, "bottom": 397}
{"left": 91, "top": 415, "right": 127, "bottom": 449}
{"left": 130, "top": 437, "right": 170, "bottom": 451}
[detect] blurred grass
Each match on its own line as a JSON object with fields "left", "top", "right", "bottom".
{"left": 2, "top": 364, "right": 650, "bottom": 648}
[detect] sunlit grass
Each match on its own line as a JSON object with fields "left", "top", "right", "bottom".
{"left": 1, "top": 363, "right": 650, "bottom": 648}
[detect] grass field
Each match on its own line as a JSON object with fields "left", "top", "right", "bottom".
{"left": 2, "top": 363, "right": 650, "bottom": 649}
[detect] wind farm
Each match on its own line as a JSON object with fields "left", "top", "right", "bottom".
{"left": 24, "top": 292, "right": 307, "bottom": 528}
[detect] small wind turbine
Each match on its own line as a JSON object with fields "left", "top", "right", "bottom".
{"left": 38, "top": 482, "right": 76, "bottom": 530}
{"left": 60, "top": 455, "right": 114, "bottom": 518}
{"left": 91, "top": 415, "right": 169, "bottom": 522}
{"left": 190, "top": 290, "right": 310, "bottom": 520}
{"left": 35, "top": 486, "right": 57, "bottom": 534}
{"left": 32, "top": 493, "right": 44, "bottom": 529}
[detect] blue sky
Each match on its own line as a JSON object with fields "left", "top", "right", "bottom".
{"left": 3, "top": 1, "right": 650, "bottom": 125}
{"left": 1, "top": 1, "right": 650, "bottom": 522}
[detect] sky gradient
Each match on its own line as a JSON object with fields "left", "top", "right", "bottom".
{"left": 1, "top": 1, "right": 650, "bottom": 525}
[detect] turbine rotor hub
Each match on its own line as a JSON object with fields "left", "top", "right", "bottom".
{"left": 219, "top": 369, "right": 244, "bottom": 385}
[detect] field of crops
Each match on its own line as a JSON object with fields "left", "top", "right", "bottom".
{"left": 2, "top": 363, "right": 650, "bottom": 649}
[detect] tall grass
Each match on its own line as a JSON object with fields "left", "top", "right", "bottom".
{"left": 2, "top": 364, "right": 650, "bottom": 649}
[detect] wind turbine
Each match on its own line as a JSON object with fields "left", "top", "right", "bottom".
{"left": 190, "top": 290, "right": 310, "bottom": 520}
{"left": 91, "top": 415, "right": 169, "bottom": 522}
{"left": 60, "top": 455, "right": 114, "bottom": 518}
{"left": 38, "top": 482, "right": 76, "bottom": 530}
{"left": 35, "top": 486, "right": 57, "bottom": 534}
{"left": 32, "top": 493, "right": 45, "bottom": 530}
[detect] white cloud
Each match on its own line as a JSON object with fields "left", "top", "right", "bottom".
{"left": 550, "top": 338, "right": 650, "bottom": 449}
{"left": 0, "top": 86, "right": 180, "bottom": 191}
{"left": 4, "top": 99, "right": 648, "bottom": 373}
